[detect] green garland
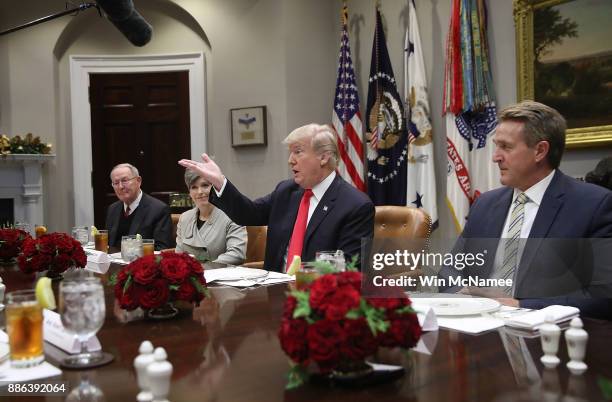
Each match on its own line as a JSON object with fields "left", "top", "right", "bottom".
{"left": 1, "top": 133, "right": 52, "bottom": 155}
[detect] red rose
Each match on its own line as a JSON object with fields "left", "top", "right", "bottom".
{"left": 52, "top": 254, "right": 72, "bottom": 273}
{"left": 340, "top": 318, "right": 377, "bottom": 361}
{"left": 278, "top": 318, "right": 309, "bottom": 364}
{"left": 283, "top": 296, "right": 298, "bottom": 319}
{"left": 176, "top": 280, "right": 197, "bottom": 302}
{"left": 308, "top": 274, "right": 338, "bottom": 311}
{"left": 336, "top": 271, "right": 362, "bottom": 292}
{"left": 118, "top": 283, "right": 142, "bottom": 310}
{"left": 160, "top": 256, "right": 190, "bottom": 283}
{"left": 131, "top": 256, "right": 160, "bottom": 284}
{"left": 139, "top": 279, "right": 170, "bottom": 309}
{"left": 367, "top": 296, "right": 410, "bottom": 310}
{"left": 307, "top": 320, "right": 343, "bottom": 372}
{"left": 0, "top": 229, "right": 31, "bottom": 260}
{"left": 378, "top": 312, "right": 422, "bottom": 348}
{"left": 323, "top": 285, "right": 361, "bottom": 320}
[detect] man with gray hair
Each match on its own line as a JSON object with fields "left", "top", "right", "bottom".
{"left": 179, "top": 123, "right": 374, "bottom": 272}
{"left": 441, "top": 101, "right": 612, "bottom": 319}
{"left": 106, "top": 163, "right": 174, "bottom": 250}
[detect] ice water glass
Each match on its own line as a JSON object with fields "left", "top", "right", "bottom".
{"left": 59, "top": 277, "right": 106, "bottom": 367}
{"left": 315, "top": 250, "right": 346, "bottom": 272}
{"left": 121, "top": 235, "right": 143, "bottom": 262}
{"left": 72, "top": 226, "right": 89, "bottom": 246}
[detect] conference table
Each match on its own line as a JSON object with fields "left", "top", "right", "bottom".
{"left": 2, "top": 264, "right": 612, "bottom": 402}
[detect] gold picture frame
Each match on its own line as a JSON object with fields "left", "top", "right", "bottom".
{"left": 513, "top": 0, "right": 612, "bottom": 148}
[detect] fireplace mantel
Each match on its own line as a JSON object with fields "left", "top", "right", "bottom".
{"left": 0, "top": 154, "right": 56, "bottom": 233}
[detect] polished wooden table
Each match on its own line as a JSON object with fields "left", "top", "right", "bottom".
{"left": 2, "top": 265, "right": 612, "bottom": 402}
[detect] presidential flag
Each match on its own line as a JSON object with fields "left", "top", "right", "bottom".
{"left": 444, "top": 0, "right": 499, "bottom": 232}
{"left": 333, "top": 5, "right": 365, "bottom": 191}
{"left": 366, "top": 8, "right": 408, "bottom": 206}
{"left": 405, "top": 0, "right": 438, "bottom": 230}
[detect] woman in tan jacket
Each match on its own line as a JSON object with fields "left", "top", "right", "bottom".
{"left": 176, "top": 169, "right": 247, "bottom": 265}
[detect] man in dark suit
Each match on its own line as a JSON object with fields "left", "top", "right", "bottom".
{"left": 441, "top": 101, "right": 612, "bottom": 318}
{"left": 179, "top": 124, "right": 375, "bottom": 272}
{"left": 106, "top": 163, "right": 174, "bottom": 250}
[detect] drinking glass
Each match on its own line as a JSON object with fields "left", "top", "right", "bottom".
{"left": 72, "top": 226, "right": 89, "bottom": 246}
{"left": 14, "top": 221, "right": 31, "bottom": 235}
{"left": 315, "top": 250, "right": 346, "bottom": 272}
{"left": 6, "top": 290, "right": 44, "bottom": 368}
{"left": 59, "top": 277, "right": 109, "bottom": 367}
{"left": 295, "top": 263, "right": 319, "bottom": 290}
{"left": 121, "top": 236, "right": 142, "bottom": 262}
{"left": 94, "top": 230, "right": 108, "bottom": 252}
{"left": 142, "top": 239, "right": 155, "bottom": 256}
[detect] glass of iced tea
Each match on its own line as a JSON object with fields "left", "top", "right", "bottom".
{"left": 6, "top": 289, "right": 44, "bottom": 368}
{"left": 295, "top": 263, "right": 319, "bottom": 290}
{"left": 94, "top": 230, "right": 109, "bottom": 252}
{"left": 142, "top": 239, "right": 155, "bottom": 256}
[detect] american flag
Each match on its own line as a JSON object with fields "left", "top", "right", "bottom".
{"left": 332, "top": 5, "right": 365, "bottom": 191}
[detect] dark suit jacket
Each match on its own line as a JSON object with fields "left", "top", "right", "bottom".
{"left": 105, "top": 192, "right": 174, "bottom": 250}
{"left": 209, "top": 175, "right": 375, "bottom": 272}
{"left": 443, "top": 170, "right": 612, "bottom": 319}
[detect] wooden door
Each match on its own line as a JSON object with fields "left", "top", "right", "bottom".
{"left": 90, "top": 71, "right": 191, "bottom": 228}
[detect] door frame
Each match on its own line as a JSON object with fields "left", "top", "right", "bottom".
{"left": 69, "top": 53, "right": 206, "bottom": 226}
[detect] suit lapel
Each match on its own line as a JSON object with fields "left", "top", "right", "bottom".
{"left": 129, "top": 195, "right": 149, "bottom": 236}
{"left": 283, "top": 187, "right": 304, "bottom": 242}
{"left": 304, "top": 176, "right": 339, "bottom": 243}
{"left": 487, "top": 189, "right": 513, "bottom": 237}
{"left": 516, "top": 170, "right": 565, "bottom": 291}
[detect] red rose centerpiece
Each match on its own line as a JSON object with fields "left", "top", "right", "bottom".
{"left": 278, "top": 271, "right": 422, "bottom": 389}
{"left": 113, "top": 252, "right": 208, "bottom": 319}
{"left": 0, "top": 228, "right": 32, "bottom": 264}
{"left": 17, "top": 232, "right": 86, "bottom": 277}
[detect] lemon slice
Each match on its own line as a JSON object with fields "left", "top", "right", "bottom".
{"left": 90, "top": 225, "right": 98, "bottom": 238}
{"left": 135, "top": 233, "right": 142, "bottom": 241}
{"left": 35, "top": 277, "right": 56, "bottom": 310}
{"left": 286, "top": 255, "right": 301, "bottom": 276}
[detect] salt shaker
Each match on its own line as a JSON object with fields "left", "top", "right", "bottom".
{"left": 147, "top": 347, "right": 173, "bottom": 402}
{"left": 539, "top": 314, "right": 561, "bottom": 368}
{"left": 565, "top": 317, "right": 588, "bottom": 375}
{"left": 134, "top": 340, "right": 155, "bottom": 402}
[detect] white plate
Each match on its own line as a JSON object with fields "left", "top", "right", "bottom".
{"left": 205, "top": 267, "right": 268, "bottom": 282}
{"left": 417, "top": 298, "right": 501, "bottom": 316}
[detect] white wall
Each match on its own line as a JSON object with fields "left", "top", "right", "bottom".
{"left": 0, "top": 0, "right": 607, "bottom": 235}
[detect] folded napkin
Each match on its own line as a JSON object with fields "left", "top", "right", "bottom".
{"left": 505, "top": 305, "right": 580, "bottom": 330}
{"left": 85, "top": 249, "right": 110, "bottom": 274}
{"left": 412, "top": 330, "right": 439, "bottom": 355}
{"left": 411, "top": 304, "right": 438, "bottom": 332}
{"left": 0, "top": 361, "right": 62, "bottom": 382}
{"left": 435, "top": 315, "right": 505, "bottom": 335}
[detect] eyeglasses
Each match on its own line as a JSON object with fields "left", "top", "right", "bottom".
{"left": 111, "top": 177, "right": 138, "bottom": 187}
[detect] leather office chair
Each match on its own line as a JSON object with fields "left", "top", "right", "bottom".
{"left": 243, "top": 226, "right": 267, "bottom": 269}
{"left": 373, "top": 206, "right": 432, "bottom": 282}
{"left": 171, "top": 213, "right": 181, "bottom": 242}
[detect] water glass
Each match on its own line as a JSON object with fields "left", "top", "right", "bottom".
{"left": 72, "top": 226, "right": 89, "bottom": 245}
{"left": 59, "top": 277, "right": 106, "bottom": 367}
{"left": 315, "top": 250, "right": 346, "bottom": 272}
{"left": 6, "top": 290, "right": 44, "bottom": 368}
{"left": 121, "top": 236, "right": 143, "bottom": 262}
{"left": 14, "top": 221, "right": 32, "bottom": 235}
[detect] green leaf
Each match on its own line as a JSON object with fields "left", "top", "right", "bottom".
{"left": 396, "top": 305, "right": 416, "bottom": 315}
{"left": 169, "top": 284, "right": 180, "bottom": 291}
{"left": 122, "top": 274, "right": 133, "bottom": 295}
{"left": 291, "top": 290, "right": 311, "bottom": 319}
{"left": 598, "top": 376, "right": 612, "bottom": 400}
{"left": 309, "top": 260, "right": 337, "bottom": 274}
{"left": 346, "top": 254, "right": 360, "bottom": 272}
{"left": 109, "top": 271, "right": 118, "bottom": 286}
{"left": 190, "top": 276, "right": 210, "bottom": 298}
{"left": 286, "top": 363, "right": 309, "bottom": 390}
{"left": 361, "top": 299, "right": 389, "bottom": 336}
{"left": 345, "top": 309, "right": 361, "bottom": 319}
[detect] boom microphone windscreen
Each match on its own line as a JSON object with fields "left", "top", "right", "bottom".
{"left": 96, "top": 0, "right": 152, "bottom": 47}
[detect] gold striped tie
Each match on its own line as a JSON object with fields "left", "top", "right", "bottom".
{"left": 496, "top": 192, "right": 529, "bottom": 295}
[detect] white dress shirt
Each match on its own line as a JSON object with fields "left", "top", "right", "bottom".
{"left": 125, "top": 190, "right": 143, "bottom": 216}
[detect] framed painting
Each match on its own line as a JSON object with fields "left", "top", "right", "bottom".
{"left": 230, "top": 106, "right": 267, "bottom": 147}
{"left": 514, "top": 0, "right": 612, "bottom": 148}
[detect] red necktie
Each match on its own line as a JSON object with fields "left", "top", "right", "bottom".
{"left": 124, "top": 206, "right": 130, "bottom": 218}
{"left": 286, "top": 189, "right": 313, "bottom": 271}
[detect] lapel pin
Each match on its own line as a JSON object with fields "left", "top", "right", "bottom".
{"left": 323, "top": 205, "right": 328, "bottom": 212}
